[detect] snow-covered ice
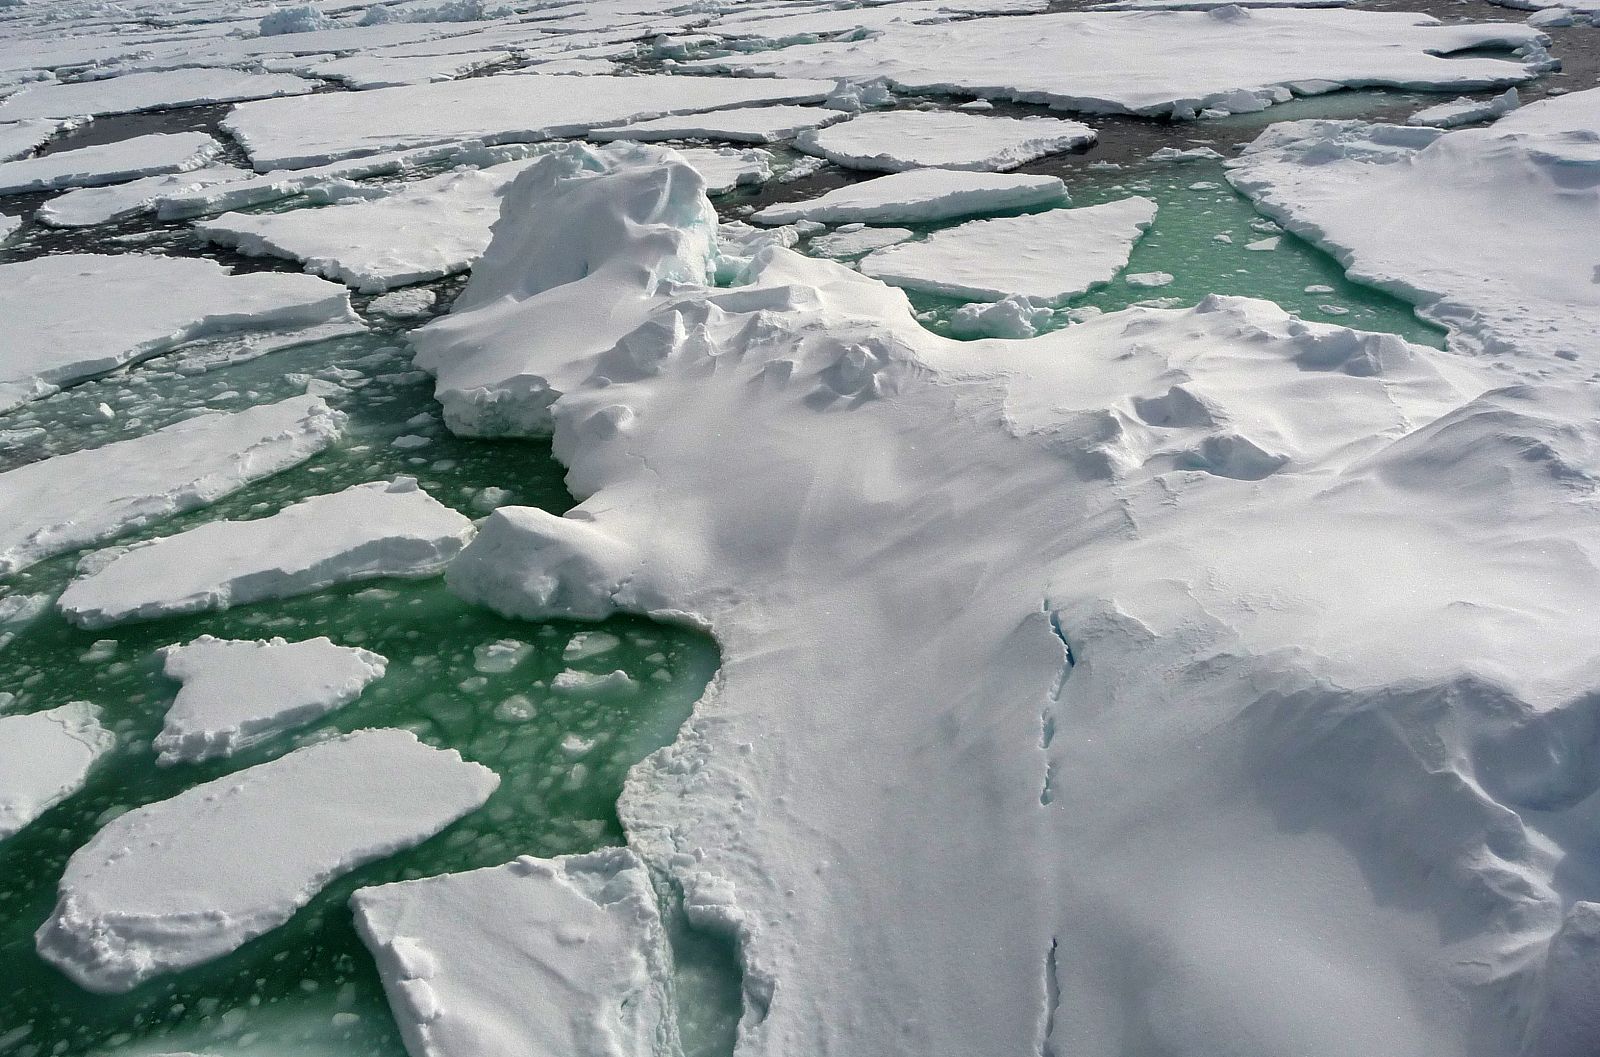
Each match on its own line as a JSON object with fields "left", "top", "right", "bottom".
{"left": 859, "top": 196, "right": 1157, "bottom": 302}
{"left": 0, "top": 703, "right": 114, "bottom": 842}
{"left": 352, "top": 848, "right": 672, "bottom": 1057}
{"left": 154, "top": 635, "right": 389, "bottom": 765}
{"left": 0, "top": 116, "right": 74, "bottom": 161}
{"left": 0, "top": 132, "right": 220, "bottom": 194}
{"left": 753, "top": 168, "right": 1068, "bottom": 224}
{"left": 1407, "top": 87, "right": 1521, "bottom": 127}
{"left": 35, "top": 729, "right": 498, "bottom": 992}
{"left": 0, "top": 395, "right": 344, "bottom": 577}
{"left": 36, "top": 164, "right": 251, "bottom": 228}
{"left": 807, "top": 224, "right": 916, "bottom": 259}
{"left": 589, "top": 104, "right": 849, "bottom": 144}
{"left": 797, "top": 109, "right": 1096, "bottom": 172}
{"left": 0, "top": 69, "right": 313, "bottom": 121}
{"left": 367, "top": 288, "right": 438, "bottom": 319}
{"left": 311, "top": 50, "right": 515, "bottom": 90}
{"left": 676, "top": 146, "right": 772, "bottom": 195}
{"left": 58, "top": 478, "right": 476, "bottom": 628}
{"left": 0, "top": 254, "right": 358, "bottom": 412}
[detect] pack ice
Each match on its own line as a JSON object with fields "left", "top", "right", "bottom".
{"left": 434, "top": 152, "right": 1600, "bottom": 1057}
{"left": 588, "top": 105, "right": 850, "bottom": 144}
{"left": 797, "top": 109, "right": 1096, "bottom": 171}
{"left": 0, "top": 395, "right": 344, "bottom": 576}
{"left": 154, "top": 635, "right": 389, "bottom": 765}
{"left": 0, "top": 69, "right": 313, "bottom": 121}
{"left": 57, "top": 478, "right": 476, "bottom": 628}
{"left": 0, "top": 703, "right": 114, "bottom": 842}
{"left": 352, "top": 848, "right": 673, "bottom": 1057}
{"left": 0, "top": 255, "right": 358, "bottom": 412}
{"left": 35, "top": 729, "right": 498, "bottom": 993}
{"left": 753, "top": 168, "right": 1068, "bottom": 224}
{"left": 0, "top": 132, "right": 220, "bottom": 194}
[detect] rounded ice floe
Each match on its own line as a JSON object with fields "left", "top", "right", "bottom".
{"left": 153, "top": 635, "right": 389, "bottom": 765}
{"left": 0, "top": 702, "right": 115, "bottom": 842}
{"left": 588, "top": 104, "right": 850, "bottom": 144}
{"left": 752, "top": 168, "right": 1068, "bottom": 225}
{"left": 860, "top": 197, "right": 1158, "bottom": 303}
{"left": 796, "top": 109, "right": 1096, "bottom": 172}
{"left": 36, "top": 728, "right": 498, "bottom": 993}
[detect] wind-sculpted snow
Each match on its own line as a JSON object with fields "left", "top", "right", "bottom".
{"left": 434, "top": 156, "right": 1600, "bottom": 1057}
{"left": 1225, "top": 88, "right": 1600, "bottom": 374}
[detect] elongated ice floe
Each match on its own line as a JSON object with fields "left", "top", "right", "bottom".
{"left": 437, "top": 154, "right": 1600, "bottom": 1057}
{"left": 0, "top": 395, "right": 344, "bottom": 577}
{"left": 352, "top": 848, "right": 673, "bottom": 1057}
{"left": 0, "top": 116, "right": 75, "bottom": 162}
{"left": 36, "top": 729, "right": 498, "bottom": 993}
{"left": 589, "top": 104, "right": 849, "bottom": 144}
{"left": 1225, "top": 87, "right": 1600, "bottom": 370}
{"left": 797, "top": 109, "right": 1096, "bottom": 171}
{"left": 859, "top": 196, "right": 1157, "bottom": 302}
{"left": 0, "top": 131, "right": 220, "bottom": 194}
{"left": 753, "top": 168, "right": 1068, "bottom": 224}
{"left": 58, "top": 478, "right": 476, "bottom": 628}
{"left": 36, "top": 164, "right": 251, "bottom": 228}
{"left": 154, "top": 635, "right": 388, "bottom": 765}
{"left": 807, "top": 224, "right": 916, "bottom": 258}
{"left": 0, "top": 703, "right": 115, "bottom": 842}
{"left": 0, "top": 254, "right": 358, "bottom": 412}
{"left": 0, "top": 68, "right": 313, "bottom": 120}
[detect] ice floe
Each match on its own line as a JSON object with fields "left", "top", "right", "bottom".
{"left": 0, "top": 116, "right": 74, "bottom": 161}
{"left": 154, "top": 635, "right": 388, "bottom": 765}
{"left": 0, "top": 254, "right": 358, "bottom": 412}
{"left": 36, "top": 728, "right": 498, "bottom": 992}
{"left": 352, "top": 848, "right": 672, "bottom": 1057}
{"left": 753, "top": 168, "right": 1068, "bottom": 224}
{"left": 677, "top": 146, "right": 772, "bottom": 195}
{"left": 0, "top": 703, "right": 114, "bottom": 842}
{"left": 859, "top": 196, "right": 1157, "bottom": 302}
{"left": 588, "top": 104, "right": 850, "bottom": 144}
{"left": 310, "top": 49, "right": 515, "bottom": 90}
{"left": 0, "top": 131, "right": 220, "bottom": 194}
{"left": 806, "top": 223, "right": 916, "bottom": 259}
{"left": 797, "top": 109, "right": 1095, "bottom": 171}
{"left": 0, "top": 395, "right": 344, "bottom": 577}
{"left": 0, "top": 68, "right": 313, "bottom": 121}
{"left": 36, "top": 164, "right": 251, "bottom": 227}
{"left": 58, "top": 478, "right": 476, "bottom": 628}
{"left": 1407, "top": 86, "right": 1521, "bottom": 127}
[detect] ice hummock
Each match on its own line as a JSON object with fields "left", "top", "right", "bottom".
{"left": 0, "top": 702, "right": 115, "bottom": 842}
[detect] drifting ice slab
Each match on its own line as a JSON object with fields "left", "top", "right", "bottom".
{"left": 0, "top": 69, "right": 314, "bottom": 121}
{"left": 797, "top": 110, "right": 1096, "bottom": 172}
{"left": 155, "top": 635, "right": 389, "bottom": 765}
{"left": 37, "top": 165, "right": 252, "bottom": 228}
{"left": 589, "top": 104, "right": 849, "bottom": 144}
{"left": 352, "top": 848, "right": 674, "bottom": 1057}
{"left": 753, "top": 168, "right": 1068, "bottom": 224}
{"left": 0, "top": 703, "right": 115, "bottom": 842}
{"left": 0, "top": 117, "right": 74, "bottom": 162}
{"left": 35, "top": 729, "right": 498, "bottom": 993}
{"left": 57, "top": 478, "right": 476, "bottom": 628}
{"left": 0, "top": 132, "right": 221, "bottom": 195}
{"left": 677, "top": 146, "right": 772, "bottom": 195}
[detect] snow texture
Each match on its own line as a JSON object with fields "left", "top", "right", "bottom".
{"left": 35, "top": 729, "right": 498, "bottom": 992}
{"left": 753, "top": 168, "right": 1068, "bottom": 224}
{"left": 588, "top": 105, "right": 850, "bottom": 144}
{"left": 0, "top": 703, "right": 114, "bottom": 842}
{"left": 154, "top": 635, "right": 389, "bottom": 765}
{"left": 58, "top": 478, "right": 476, "bottom": 628}
{"left": 0, "top": 132, "right": 220, "bottom": 194}
{"left": 797, "top": 109, "right": 1096, "bottom": 172}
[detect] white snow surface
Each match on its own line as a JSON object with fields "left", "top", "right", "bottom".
{"left": 677, "top": 146, "right": 772, "bottom": 194}
{"left": 806, "top": 224, "right": 915, "bottom": 258}
{"left": 691, "top": 8, "right": 1553, "bottom": 119}
{"left": 0, "top": 69, "right": 313, "bottom": 121}
{"left": 352, "top": 847, "right": 673, "bottom": 1057}
{"left": 37, "top": 164, "right": 251, "bottom": 227}
{"left": 154, "top": 635, "right": 387, "bottom": 765}
{"left": 753, "top": 168, "right": 1069, "bottom": 224}
{"left": 0, "top": 116, "right": 73, "bottom": 161}
{"left": 0, "top": 212, "right": 17, "bottom": 242}
{"left": 431, "top": 154, "right": 1600, "bottom": 1057}
{"left": 35, "top": 729, "right": 498, "bottom": 993}
{"left": 1226, "top": 88, "right": 1600, "bottom": 370}
{"left": 859, "top": 196, "right": 1157, "bottom": 302}
{"left": 588, "top": 104, "right": 850, "bottom": 144}
{"left": 0, "top": 395, "right": 344, "bottom": 577}
{"left": 0, "top": 132, "right": 220, "bottom": 194}
{"left": 58, "top": 478, "right": 476, "bottom": 628}
{"left": 0, "top": 703, "right": 114, "bottom": 842}
{"left": 1407, "top": 86, "right": 1521, "bottom": 128}
{"left": 222, "top": 73, "right": 837, "bottom": 170}
{"left": 310, "top": 50, "right": 516, "bottom": 90}
{"left": 797, "top": 109, "right": 1096, "bottom": 172}
{"left": 0, "top": 254, "right": 357, "bottom": 412}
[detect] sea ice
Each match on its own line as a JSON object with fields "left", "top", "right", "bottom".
{"left": 352, "top": 848, "right": 673, "bottom": 1057}
{"left": 588, "top": 104, "right": 850, "bottom": 144}
{"left": 859, "top": 197, "right": 1157, "bottom": 302}
{"left": 0, "top": 116, "right": 74, "bottom": 161}
{"left": 154, "top": 635, "right": 389, "bottom": 765}
{"left": 0, "top": 395, "right": 345, "bottom": 577}
{"left": 310, "top": 50, "right": 514, "bottom": 90}
{"left": 57, "top": 478, "right": 476, "bottom": 628}
{"left": 0, "top": 703, "right": 114, "bottom": 842}
{"left": 676, "top": 146, "right": 772, "bottom": 195}
{"left": 753, "top": 168, "right": 1068, "bottom": 224}
{"left": 35, "top": 729, "right": 498, "bottom": 992}
{"left": 0, "top": 69, "right": 313, "bottom": 121}
{"left": 1407, "top": 87, "right": 1521, "bottom": 127}
{"left": 368, "top": 288, "right": 438, "bottom": 319}
{"left": 797, "top": 109, "right": 1096, "bottom": 172}
{"left": 807, "top": 224, "right": 916, "bottom": 259}
{"left": 36, "top": 164, "right": 251, "bottom": 228}
{"left": 0, "top": 131, "right": 220, "bottom": 194}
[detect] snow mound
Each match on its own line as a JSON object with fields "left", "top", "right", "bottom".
{"left": 797, "top": 109, "right": 1096, "bottom": 172}
{"left": 0, "top": 703, "right": 114, "bottom": 842}
{"left": 753, "top": 168, "right": 1068, "bottom": 225}
{"left": 36, "top": 729, "right": 498, "bottom": 993}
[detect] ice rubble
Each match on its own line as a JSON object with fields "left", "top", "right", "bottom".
{"left": 752, "top": 168, "right": 1069, "bottom": 224}
{"left": 222, "top": 73, "right": 838, "bottom": 169}
{"left": 432, "top": 150, "right": 1600, "bottom": 1057}
{"left": 0, "top": 703, "right": 114, "bottom": 842}
{"left": 37, "top": 164, "right": 251, "bottom": 227}
{"left": 36, "top": 729, "right": 498, "bottom": 993}
{"left": 352, "top": 848, "right": 673, "bottom": 1057}
{"left": 57, "top": 478, "right": 476, "bottom": 628}
{"left": 0, "top": 68, "right": 312, "bottom": 121}
{"left": 859, "top": 196, "right": 1157, "bottom": 302}
{"left": 1225, "top": 88, "right": 1600, "bottom": 370}
{"left": 0, "top": 254, "right": 358, "bottom": 412}
{"left": 588, "top": 105, "right": 850, "bottom": 144}
{"left": 154, "top": 635, "right": 389, "bottom": 765}
{"left": 691, "top": 8, "right": 1553, "bottom": 119}
{"left": 797, "top": 109, "right": 1096, "bottom": 172}
{"left": 0, "top": 131, "right": 220, "bottom": 194}
{"left": 1407, "top": 87, "right": 1521, "bottom": 128}
{"left": 0, "top": 395, "right": 344, "bottom": 577}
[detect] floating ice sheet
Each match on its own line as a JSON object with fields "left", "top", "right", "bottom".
{"left": 0, "top": 131, "right": 220, "bottom": 194}
{"left": 589, "top": 104, "right": 849, "bottom": 144}
{"left": 0, "top": 68, "right": 313, "bottom": 120}
{"left": 797, "top": 109, "right": 1096, "bottom": 172}
{"left": 753, "top": 168, "right": 1068, "bottom": 224}
{"left": 0, "top": 703, "right": 114, "bottom": 842}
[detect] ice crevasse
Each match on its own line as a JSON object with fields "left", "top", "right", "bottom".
{"left": 400, "top": 143, "right": 1600, "bottom": 1057}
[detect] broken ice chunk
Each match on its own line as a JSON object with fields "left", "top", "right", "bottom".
{"left": 0, "top": 703, "right": 115, "bottom": 842}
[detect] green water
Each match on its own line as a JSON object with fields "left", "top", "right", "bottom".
{"left": 0, "top": 329, "right": 736, "bottom": 1057}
